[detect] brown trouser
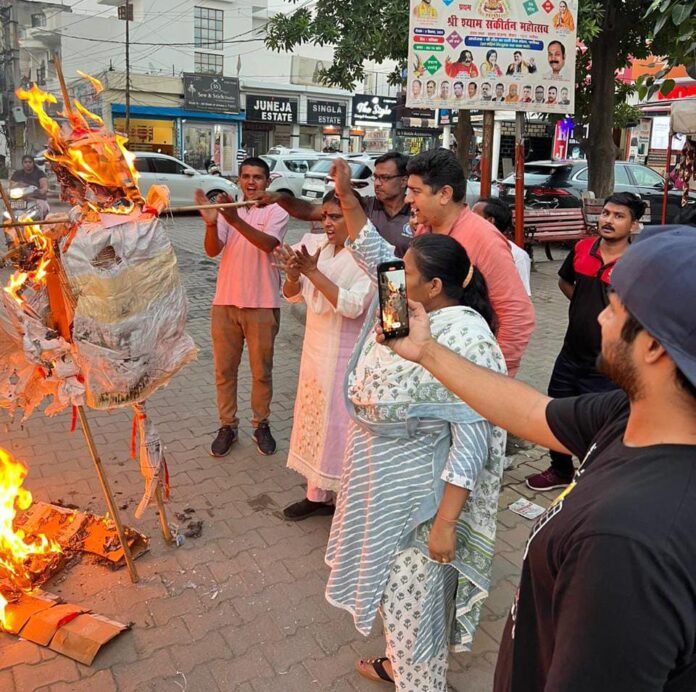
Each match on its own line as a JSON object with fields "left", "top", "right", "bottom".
{"left": 211, "top": 305, "right": 280, "bottom": 428}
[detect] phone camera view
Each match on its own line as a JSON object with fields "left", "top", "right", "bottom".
{"left": 378, "top": 263, "right": 409, "bottom": 338}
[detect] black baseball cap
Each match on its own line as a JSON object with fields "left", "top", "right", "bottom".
{"left": 611, "top": 226, "right": 696, "bottom": 386}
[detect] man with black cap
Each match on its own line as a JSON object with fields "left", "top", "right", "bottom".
{"left": 374, "top": 227, "right": 696, "bottom": 692}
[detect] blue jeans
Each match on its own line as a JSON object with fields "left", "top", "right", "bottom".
{"left": 547, "top": 350, "right": 617, "bottom": 476}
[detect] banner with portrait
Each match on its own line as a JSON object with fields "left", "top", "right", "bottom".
{"left": 406, "top": 0, "right": 577, "bottom": 114}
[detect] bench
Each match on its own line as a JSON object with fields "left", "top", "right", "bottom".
{"left": 511, "top": 207, "right": 594, "bottom": 261}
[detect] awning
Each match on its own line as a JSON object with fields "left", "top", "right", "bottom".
{"left": 671, "top": 98, "right": 696, "bottom": 135}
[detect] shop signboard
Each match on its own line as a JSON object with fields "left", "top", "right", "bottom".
{"left": 246, "top": 96, "right": 298, "bottom": 123}
{"left": 307, "top": 100, "right": 346, "bottom": 127}
{"left": 352, "top": 94, "right": 398, "bottom": 124}
{"left": 406, "top": 0, "right": 578, "bottom": 115}
{"left": 183, "top": 74, "right": 240, "bottom": 114}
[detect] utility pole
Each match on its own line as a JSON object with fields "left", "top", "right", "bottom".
{"left": 118, "top": 2, "right": 132, "bottom": 133}
{"left": 1, "top": 0, "right": 22, "bottom": 168}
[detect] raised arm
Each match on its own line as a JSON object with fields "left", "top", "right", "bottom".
{"left": 257, "top": 191, "right": 322, "bottom": 221}
{"left": 378, "top": 301, "right": 569, "bottom": 453}
{"left": 195, "top": 188, "right": 224, "bottom": 257}
{"left": 331, "top": 158, "right": 368, "bottom": 242}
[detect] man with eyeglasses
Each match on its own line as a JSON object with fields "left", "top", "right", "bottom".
{"left": 259, "top": 152, "right": 412, "bottom": 256}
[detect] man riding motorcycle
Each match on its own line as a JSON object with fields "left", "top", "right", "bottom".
{"left": 9, "top": 155, "right": 50, "bottom": 218}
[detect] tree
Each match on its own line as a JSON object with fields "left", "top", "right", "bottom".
{"left": 264, "top": 0, "right": 685, "bottom": 197}
{"left": 265, "top": 0, "right": 477, "bottom": 176}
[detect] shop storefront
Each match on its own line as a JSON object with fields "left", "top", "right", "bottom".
{"left": 393, "top": 100, "right": 439, "bottom": 154}
{"left": 113, "top": 118, "right": 175, "bottom": 156}
{"left": 244, "top": 96, "right": 298, "bottom": 154}
{"left": 351, "top": 94, "right": 397, "bottom": 154}
{"left": 394, "top": 128, "right": 440, "bottom": 155}
{"left": 111, "top": 105, "right": 245, "bottom": 174}
{"left": 307, "top": 100, "right": 347, "bottom": 152}
{"left": 181, "top": 73, "right": 243, "bottom": 173}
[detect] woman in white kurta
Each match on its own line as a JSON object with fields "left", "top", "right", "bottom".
{"left": 277, "top": 190, "right": 374, "bottom": 521}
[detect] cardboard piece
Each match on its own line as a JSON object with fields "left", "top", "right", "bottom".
{"left": 81, "top": 516, "right": 150, "bottom": 567}
{"left": 0, "top": 592, "right": 60, "bottom": 635}
{"left": 20, "top": 603, "right": 86, "bottom": 646}
{"left": 49, "top": 612, "right": 130, "bottom": 665}
{"left": 13, "top": 502, "right": 149, "bottom": 575}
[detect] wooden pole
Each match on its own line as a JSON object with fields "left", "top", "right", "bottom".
{"left": 661, "top": 130, "right": 672, "bottom": 225}
{"left": 1, "top": 199, "right": 258, "bottom": 231}
{"left": 76, "top": 407, "right": 139, "bottom": 582}
{"left": 155, "top": 487, "right": 173, "bottom": 544}
{"left": 52, "top": 54, "right": 74, "bottom": 119}
{"left": 479, "top": 110, "right": 495, "bottom": 198}
{"left": 514, "top": 112, "right": 525, "bottom": 249}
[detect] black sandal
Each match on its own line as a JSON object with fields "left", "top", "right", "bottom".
{"left": 356, "top": 656, "right": 395, "bottom": 685}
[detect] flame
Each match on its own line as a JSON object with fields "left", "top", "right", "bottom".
{"left": 0, "top": 448, "right": 61, "bottom": 627}
{"left": 2, "top": 215, "right": 52, "bottom": 309}
{"left": 16, "top": 73, "right": 142, "bottom": 215}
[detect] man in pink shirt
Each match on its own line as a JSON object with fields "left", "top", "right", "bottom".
{"left": 195, "top": 157, "right": 289, "bottom": 457}
{"left": 407, "top": 149, "right": 534, "bottom": 375}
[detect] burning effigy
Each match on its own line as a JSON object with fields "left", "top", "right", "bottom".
{"left": 1, "top": 71, "right": 196, "bottom": 522}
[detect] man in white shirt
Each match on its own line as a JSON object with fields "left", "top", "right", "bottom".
{"left": 472, "top": 197, "right": 532, "bottom": 296}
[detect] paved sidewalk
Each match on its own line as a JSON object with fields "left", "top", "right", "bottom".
{"left": 0, "top": 215, "right": 568, "bottom": 692}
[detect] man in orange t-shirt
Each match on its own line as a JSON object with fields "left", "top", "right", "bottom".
{"left": 408, "top": 149, "right": 535, "bottom": 374}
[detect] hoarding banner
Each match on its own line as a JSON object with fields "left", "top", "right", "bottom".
{"left": 183, "top": 74, "right": 240, "bottom": 113}
{"left": 406, "top": 0, "right": 577, "bottom": 114}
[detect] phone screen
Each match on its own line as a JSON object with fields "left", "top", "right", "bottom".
{"left": 377, "top": 261, "right": 409, "bottom": 339}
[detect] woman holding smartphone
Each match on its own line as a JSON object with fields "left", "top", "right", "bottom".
{"left": 275, "top": 190, "right": 374, "bottom": 521}
{"left": 324, "top": 161, "right": 507, "bottom": 690}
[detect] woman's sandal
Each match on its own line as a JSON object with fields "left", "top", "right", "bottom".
{"left": 355, "top": 656, "right": 395, "bottom": 685}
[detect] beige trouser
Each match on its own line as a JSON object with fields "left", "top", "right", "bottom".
{"left": 211, "top": 305, "right": 280, "bottom": 428}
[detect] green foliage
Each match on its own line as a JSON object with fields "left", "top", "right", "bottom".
{"left": 264, "top": 0, "right": 408, "bottom": 89}
{"left": 637, "top": 0, "right": 696, "bottom": 98}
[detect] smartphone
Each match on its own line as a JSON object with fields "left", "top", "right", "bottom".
{"left": 377, "top": 260, "right": 409, "bottom": 339}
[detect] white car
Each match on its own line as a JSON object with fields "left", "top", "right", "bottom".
{"left": 261, "top": 153, "right": 325, "bottom": 197}
{"left": 132, "top": 152, "right": 239, "bottom": 208}
{"left": 465, "top": 179, "right": 498, "bottom": 207}
{"left": 301, "top": 157, "right": 375, "bottom": 201}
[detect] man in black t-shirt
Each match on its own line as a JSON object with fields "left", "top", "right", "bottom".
{"left": 527, "top": 192, "right": 646, "bottom": 491}
{"left": 375, "top": 226, "right": 696, "bottom": 692}
{"left": 10, "top": 155, "right": 49, "bottom": 216}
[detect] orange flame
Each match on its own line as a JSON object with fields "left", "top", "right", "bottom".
{"left": 2, "top": 215, "right": 52, "bottom": 309}
{"left": 0, "top": 448, "right": 61, "bottom": 627}
{"left": 16, "top": 73, "right": 142, "bottom": 214}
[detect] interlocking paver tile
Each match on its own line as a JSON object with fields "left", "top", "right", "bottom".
{"left": 1, "top": 213, "right": 571, "bottom": 691}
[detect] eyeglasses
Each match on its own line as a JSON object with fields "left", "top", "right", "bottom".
{"left": 373, "top": 174, "right": 405, "bottom": 183}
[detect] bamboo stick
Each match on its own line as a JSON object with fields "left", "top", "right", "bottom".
{"left": 154, "top": 486, "right": 173, "bottom": 544}
{"left": 76, "top": 406, "right": 139, "bottom": 583}
{"left": 1, "top": 200, "right": 258, "bottom": 230}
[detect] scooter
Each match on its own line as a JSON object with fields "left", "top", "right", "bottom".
{"left": 3, "top": 185, "right": 49, "bottom": 222}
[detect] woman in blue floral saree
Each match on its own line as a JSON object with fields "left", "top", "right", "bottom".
{"left": 325, "top": 223, "right": 507, "bottom": 691}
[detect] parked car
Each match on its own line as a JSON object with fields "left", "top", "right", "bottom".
{"left": 465, "top": 179, "right": 498, "bottom": 207}
{"left": 261, "top": 153, "right": 325, "bottom": 197}
{"left": 496, "top": 160, "right": 696, "bottom": 223}
{"left": 301, "top": 157, "right": 375, "bottom": 201}
{"left": 132, "top": 152, "right": 239, "bottom": 208}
